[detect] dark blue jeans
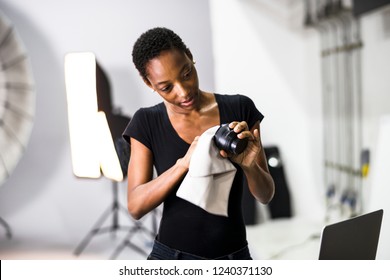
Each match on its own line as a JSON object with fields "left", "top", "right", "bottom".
{"left": 147, "top": 239, "right": 253, "bottom": 260}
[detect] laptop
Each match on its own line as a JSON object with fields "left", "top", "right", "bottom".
{"left": 318, "top": 209, "right": 384, "bottom": 260}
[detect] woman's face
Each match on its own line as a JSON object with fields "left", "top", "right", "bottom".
{"left": 144, "top": 48, "right": 200, "bottom": 112}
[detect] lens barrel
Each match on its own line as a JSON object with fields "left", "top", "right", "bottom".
{"left": 213, "top": 124, "right": 248, "bottom": 155}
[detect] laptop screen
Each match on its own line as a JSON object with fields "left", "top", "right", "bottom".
{"left": 318, "top": 209, "right": 384, "bottom": 260}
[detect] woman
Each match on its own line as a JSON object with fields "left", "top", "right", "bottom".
{"left": 123, "top": 27, "right": 274, "bottom": 260}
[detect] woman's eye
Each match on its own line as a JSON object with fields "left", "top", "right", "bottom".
{"left": 160, "top": 85, "right": 172, "bottom": 92}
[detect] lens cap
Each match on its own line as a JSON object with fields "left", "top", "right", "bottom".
{"left": 231, "top": 137, "right": 248, "bottom": 155}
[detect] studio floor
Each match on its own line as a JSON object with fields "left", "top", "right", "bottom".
{"left": 0, "top": 226, "right": 154, "bottom": 260}
{"left": 0, "top": 218, "right": 322, "bottom": 260}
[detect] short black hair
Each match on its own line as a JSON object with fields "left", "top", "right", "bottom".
{"left": 132, "top": 27, "right": 191, "bottom": 81}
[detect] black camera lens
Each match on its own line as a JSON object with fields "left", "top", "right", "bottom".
{"left": 213, "top": 123, "right": 248, "bottom": 155}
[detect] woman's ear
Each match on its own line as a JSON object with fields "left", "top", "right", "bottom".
{"left": 186, "top": 49, "right": 194, "bottom": 62}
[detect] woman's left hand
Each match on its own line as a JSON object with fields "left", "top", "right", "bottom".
{"left": 219, "top": 121, "right": 261, "bottom": 168}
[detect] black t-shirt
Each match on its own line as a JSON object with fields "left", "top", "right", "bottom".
{"left": 123, "top": 93, "right": 264, "bottom": 258}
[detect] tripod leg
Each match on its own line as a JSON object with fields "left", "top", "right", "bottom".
{"left": 110, "top": 229, "right": 148, "bottom": 260}
{"left": 73, "top": 205, "right": 113, "bottom": 256}
{"left": 118, "top": 204, "right": 155, "bottom": 237}
{"left": 110, "top": 240, "right": 148, "bottom": 260}
{"left": 74, "top": 180, "right": 150, "bottom": 258}
{"left": 0, "top": 216, "right": 12, "bottom": 239}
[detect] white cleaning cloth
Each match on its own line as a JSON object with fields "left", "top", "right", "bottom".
{"left": 176, "top": 125, "right": 237, "bottom": 216}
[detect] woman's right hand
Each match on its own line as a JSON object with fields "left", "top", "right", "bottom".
{"left": 127, "top": 135, "right": 199, "bottom": 220}
{"left": 176, "top": 136, "right": 199, "bottom": 170}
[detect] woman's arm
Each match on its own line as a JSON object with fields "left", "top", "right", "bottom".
{"left": 127, "top": 136, "right": 198, "bottom": 220}
{"left": 220, "top": 121, "right": 275, "bottom": 204}
{"left": 242, "top": 122, "right": 275, "bottom": 204}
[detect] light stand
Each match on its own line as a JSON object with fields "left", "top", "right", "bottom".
{"left": 0, "top": 216, "right": 12, "bottom": 239}
{"left": 65, "top": 52, "right": 154, "bottom": 258}
{"left": 110, "top": 206, "right": 160, "bottom": 259}
{"left": 74, "top": 180, "right": 149, "bottom": 257}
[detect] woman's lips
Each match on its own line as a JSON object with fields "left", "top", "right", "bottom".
{"left": 181, "top": 97, "right": 195, "bottom": 107}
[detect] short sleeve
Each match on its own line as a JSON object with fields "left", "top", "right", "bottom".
{"left": 238, "top": 94, "right": 264, "bottom": 129}
{"left": 216, "top": 93, "right": 264, "bottom": 129}
{"left": 122, "top": 108, "right": 152, "bottom": 150}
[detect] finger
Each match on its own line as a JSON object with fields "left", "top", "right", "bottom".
{"left": 228, "top": 121, "right": 239, "bottom": 129}
{"left": 190, "top": 136, "right": 199, "bottom": 148}
{"left": 237, "top": 130, "right": 253, "bottom": 140}
{"left": 233, "top": 121, "right": 249, "bottom": 133}
{"left": 219, "top": 150, "right": 229, "bottom": 158}
{"left": 253, "top": 129, "right": 260, "bottom": 142}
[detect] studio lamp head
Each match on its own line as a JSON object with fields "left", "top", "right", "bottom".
{"left": 64, "top": 52, "right": 123, "bottom": 182}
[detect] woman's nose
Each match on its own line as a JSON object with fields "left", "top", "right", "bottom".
{"left": 176, "top": 83, "right": 188, "bottom": 98}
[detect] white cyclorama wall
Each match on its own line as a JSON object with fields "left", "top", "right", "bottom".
{"left": 360, "top": 7, "right": 390, "bottom": 260}
{"left": 209, "top": 0, "right": 325, "bottom": 220}
{"left": 210, "top": 0, "right": 390, "bottom": 258}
